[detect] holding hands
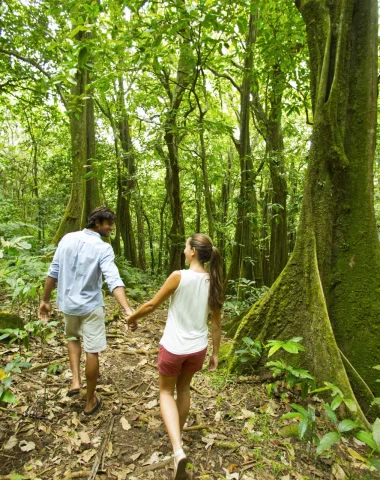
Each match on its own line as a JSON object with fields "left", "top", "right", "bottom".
{"left": 124, "top": 308, "right": 138, "bottom": 332}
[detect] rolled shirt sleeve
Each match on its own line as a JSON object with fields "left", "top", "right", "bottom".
{"left": 47, "top": 245, "right": 61, "bottom": 279}
{"left": 99, "top": 246, "right": 125, "bottom": 292}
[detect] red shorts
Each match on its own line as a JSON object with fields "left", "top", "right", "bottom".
{"left": 157, "top": 345, "right": 207, "bottom": 377}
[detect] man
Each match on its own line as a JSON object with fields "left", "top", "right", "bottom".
{"left": 39, "top": 206, "right": 136, "bottom": 416}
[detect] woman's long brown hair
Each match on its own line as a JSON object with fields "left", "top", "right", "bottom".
{"left": 189, "top": 233, "right": 223, "bottom": 312}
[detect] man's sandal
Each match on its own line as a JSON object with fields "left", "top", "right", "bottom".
{"left": 173, "top": 448, "right": 189, "bottom": 480}
{"left": 84, "top": 395, "right": 102, "bottom": 416}
{"left": 67, "top": 389, "right": 80, "bottom": 397}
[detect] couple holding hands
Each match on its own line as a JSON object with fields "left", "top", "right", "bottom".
{"left": 39, "top": 206, "right": 223, "bottom": 480}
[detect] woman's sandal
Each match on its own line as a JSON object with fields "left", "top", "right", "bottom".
{"left": 173, "top": 448, "right": 189, "bottom": 480}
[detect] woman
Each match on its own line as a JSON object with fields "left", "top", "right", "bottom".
{"left": 126, "top": 234, "right": 223, "bottom": 479}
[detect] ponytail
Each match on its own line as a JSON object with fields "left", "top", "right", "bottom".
{"left": 189, "top": 233, "right": 224, "bottom": 312}
{"left": 208, "top": 247, "right": 224, "bottom": 312}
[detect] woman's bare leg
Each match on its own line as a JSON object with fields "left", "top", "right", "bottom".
{"left": 176, "top": 370, "right": 195, "bottom": 434}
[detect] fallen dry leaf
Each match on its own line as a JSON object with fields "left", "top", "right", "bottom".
{"left": 332, "top": 463, "right": 347, "bottom": 480}
{"left": 79, "top": 431, "right": 91, "bottom": 444}
{"left": 143, "top": 451, "right": 162, "bottom": 465}
{"left": 120, "top": 417, "right": 132, "bottom": 431}
{"left": 214, "top": 411, "right": 222, "bottom": 422}
{"left": 81, "top": 448, "right": 97, "bottom": 462}
{"left": 145, "top": 399, "right": 158, "bottom": 409}
{"left": 240, "top": 408, "right": 255, "bottom": 419}
{"left": 19, "top": 440, "right": 36, "bottom": 452}
{"left": 4, "top": 435, "right": 18, "bottom": 450}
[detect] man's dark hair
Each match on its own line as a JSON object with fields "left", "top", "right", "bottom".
{"left": 86, "top": 206, "right": 116, "bottom": 229}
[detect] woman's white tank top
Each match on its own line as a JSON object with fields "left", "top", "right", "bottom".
{"left": 160, "top": 269, "right": 210, "bottom": 355}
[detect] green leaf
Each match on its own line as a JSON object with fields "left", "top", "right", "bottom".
{"left": 331, "top": 394, "right": 343, "bottom": 411}
{"left": 372, "top": 418, "right": 380, "bottom": 448}
{"left": 282, "top": 412, "right": 302, "bottom": 419}
{"left": 239, "top": 357, "right": 250, "bottom": 363}
{"left": 8, "top": 474, "right": 30, "bottom": 480}
{"left": 316, "top": 432, "right": 341, "bottom": 455}
{"left": 324, "top": 404, "right": 338, "bottom": 425}
{"left": 343, "top": 398, "right": 357, "bottom": 412}
{"left": 242, "top": 337, "right": 254, "bottom": 346}
{"left": 355, "top": 430, "right": 378, "bottom": 450}
{"left": 282, "top": 343, "right": 304, "bottom": 354}
{"left": 338, "top": 419, "right": 359, "bottom": 433}
{"left": 289, "top": 337, "right": 303, "bottom": 343}
{"left": 1, "top": 390, "right": 16, "bottom": 403}
{"left": 290, "top": 403, "right": 308, "bottom": 417}
{"left": 369, "top": 458, "right": 380, "bottom": 472}
{"left": 298, "top": 416, "right": 308, "bottom": 439}
{"left": 83, "top": 171, "right": 96, "bottom": 180}
{"left": 267, "top": 343, "right": 283, "bottom": 357}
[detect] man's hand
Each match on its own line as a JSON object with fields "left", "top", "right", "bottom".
{"left": 208, "top": 353, "right": 218, "bottom": 372}
{"left": 39, "top": 301, "right": 51, "bottom": 321}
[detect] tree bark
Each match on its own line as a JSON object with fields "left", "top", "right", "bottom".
{"left": 54, "top": 29, "right": 99, "bottom": 243}
{"left": 157, "top": 6, "right": 195, "bottom": 273}
{"left": 226, "top": 10, "right": 263, "bottom": 288}
{"left": 218, "top": 148, "right": 233, "bottom": 277}
{"left": 116, "top": 77, "right": 138, "bottom": 266}
{"left": 266, "top": 78, "right": 288, "bottom": 286}
{"left": 227, "top": 0, "right": 380, "bottom": 419}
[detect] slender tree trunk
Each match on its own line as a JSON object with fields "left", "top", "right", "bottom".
{"left": 84, "top": 92, "right": 100, "bottom": 221}
{"left": 54, "top": 30, "right": 99, "bottom": 243}
{"left": 266, "top": 85, "right": 288, "bottom": 285}
{"left": 158, "top": 11, "right": 195, "bottom": 273}
{"left": 117, "top": 77, "right": 138, "bottom": 266}
{"left": 219, "top": 148, "right": 233, "bottom": 277}
{"left": 227, "top": 0, "right": 380, "bottom": 419}
{"left": 135, "top": 195, "right": 147, "bottom": 271}
{"left": 199, "top": 115, "right": 215, "bottom": 238}
{"left": 261, "top": 189, "right": 271, "bottom": 285}
{"left": 158, "top": 194, "right": 168, "bottom": 274}
{"left": 142, "top": 208, "right": 155, "bottom": 273}
{"left": 226, "top": 10, "right": 263, "bottom": 287}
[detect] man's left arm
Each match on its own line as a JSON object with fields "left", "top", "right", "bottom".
{"left": 100, "top": 247, "right": 133, "bottom": 316}
{"left": 39, "top": 245, "right": 60, "bottom": 321}
{"left": 39, "top": 277, "right": 57, "bottom": 320}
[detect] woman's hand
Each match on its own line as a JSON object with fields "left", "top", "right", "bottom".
{"left": 208, "top": 353, "right": 218, "bottom": 372}
{"left": 127, "top": 316, "right": 138, "bottom": 332}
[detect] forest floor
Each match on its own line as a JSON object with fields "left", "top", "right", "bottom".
{"left": 0, "top": 299, "right": 379, "bottom": 480}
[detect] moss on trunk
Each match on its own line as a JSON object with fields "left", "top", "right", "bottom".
{"left": 227, "top": 0, "right": 380, "bottom": 421}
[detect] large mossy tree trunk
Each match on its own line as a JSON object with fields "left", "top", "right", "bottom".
{"left": 227, "top": 0, "right": 379, "bottom": 420}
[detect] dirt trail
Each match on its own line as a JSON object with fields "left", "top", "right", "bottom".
{"left": 0, "top": 303, "right": 378, "bottom": 480}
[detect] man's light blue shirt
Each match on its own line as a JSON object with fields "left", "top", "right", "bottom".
{"left": 47, "top": 229, "right": 125, "bottom": 316}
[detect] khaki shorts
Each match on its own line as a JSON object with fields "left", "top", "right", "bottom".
{"left": 64, "top": 306, "right": 106, "bottom": 353}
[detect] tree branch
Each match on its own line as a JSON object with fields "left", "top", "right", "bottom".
{"left": 0, "top": 47, "right": 68, "bottom": 109}
{"left": 208, "top": 66, "right": 241, "bottom": 93}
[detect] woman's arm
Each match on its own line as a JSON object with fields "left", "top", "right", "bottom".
{"left": 209, "top": 310, "right": 222, "bottom": 371}
{"left": 126, "top": 271, "right": 181, "bottom": 329}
